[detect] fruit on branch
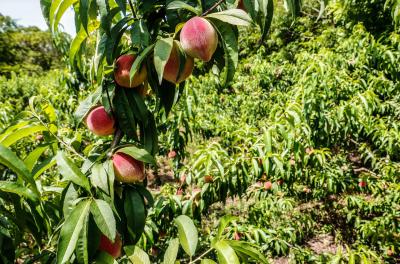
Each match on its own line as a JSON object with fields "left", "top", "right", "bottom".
{"left": 112, "top": 152, "right": 145, "bottom": 183}
{"left": 234, "top": 232, "right": 241, "bottom": 240}
{"left": 114, "top": 54, "right": 147, "bottom": 88}
{"left": 264, "top": 181, "right": 272, "bottom": 190}
{"left": 204, "top": 175, "right": 214, "bottom": 183}
{"left": 86, "top": 106, "right": 115, "bottom": 136}
{"left": 180, "top": 17, "right": 218, "bottom": 62}
{"left": 237, "top": 0, "right": 246, "bottom": 11}
{"left": 277, "top": 179, "right": 284, "bottom": 186}
{"left": 168, "top": 150, "right": 177, "bottom": 159}
{"left": 358, "top": 181, "right": 367, "bottom": 188}
{"left": 99, "top": 233, "right": 122, "bottom": 258}
{"left": 164, "top": 42, "right": 194, "bottom": 84}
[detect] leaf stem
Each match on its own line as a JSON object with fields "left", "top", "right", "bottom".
{"left": 202, "top": 0, "right": 225, "bottom": 16}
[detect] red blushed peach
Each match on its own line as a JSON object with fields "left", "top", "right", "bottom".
{"left": 358, "top": 181, "right": 367, "bottom": 188}
{"left": 168, "top": 150, "right": 177, "bottom": 159}
{"left": 180, "top": 17, "right": 218, "bottom": 62}
{"left": 99, "top": 233, "right": 122, "bottom": 258}
{"left": 85, "top": 106, "right": 115, "bottom": 136}
{"left": 112, "top": 152, "right": 145, "bottom": 183}
{"left": 164, "top": 42, "right": 194, "bottom": 84}
{"left": 114, "top": 54, "right": 147, "bottom": 88}
{"left": 237, "top": 0, "right": 246, "bottom": 11}
{"left": 264, "top": 181, "right": 272, "bottom": 190}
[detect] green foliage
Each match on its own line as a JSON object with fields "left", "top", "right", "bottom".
{"left": 0, "top": 14, "right": 66, "bottom": 76}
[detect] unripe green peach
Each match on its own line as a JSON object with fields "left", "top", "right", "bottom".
{"left": 163, "top": 42, "right": 194, "bottom": 84}
{"left": 114, "top": 54, "right": 147, "bottom": 88}
{"left": 85, "top": 106, "right": 115, "bottom": 136}
{"left": 180, "top": 17, "right": 218, "bottom": 62}
{"left": 112, "top": 152, "right": 145, "bottom": 183}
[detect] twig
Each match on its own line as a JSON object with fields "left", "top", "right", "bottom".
{"left": 202, "top": 0, "right": 225, "bottom": 16}
{"left": 32, "top": 113, "right": 86, "bottom": 160}
{"left": 128, "top": 0, "right": 136, "bottom": 17}
{"left": 108, "top": 129, "right": 124, "bottom": 158}
{"left": 189, "top": 247, "right": 214, "bottom": 263}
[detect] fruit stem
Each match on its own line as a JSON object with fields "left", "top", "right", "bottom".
{"left": 202, "top": 0, "right": 225, "bottom": 16}
{"left": 110, "top": 129, "right": 124, "bottom": 153}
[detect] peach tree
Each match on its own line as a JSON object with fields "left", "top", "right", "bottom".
{"left": 38, "top": 0, "right": 275, "bottom": 263}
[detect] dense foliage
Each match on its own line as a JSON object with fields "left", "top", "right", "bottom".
{"left": 0, "top": 0, "right": 399, "bottom": 263}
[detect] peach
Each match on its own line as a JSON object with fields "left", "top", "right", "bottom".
{"left": 168, "top": 150, "right": 177, "bottom": 159}
{"left": 163, "top": 42, "right": 194, "bottom": 83}
{"left": 85, "top": 106, "right": 115, "bottom": 136}
{"left": 358, "top": 181, "right": 367, "bottom": 188}
{"left": 264, "top": 181, "right": 272, "bottom": 190}
{"left": 114, "top": 54, "right": 147, "bottom": 88}
{"left": 112, "top": 152, "right": 145, "bottom": 183}
{"left": 99, "top": 233, "right": 122, "bottom": 258}
{"left": 180, "top": 17, "right": 218, "bottom": 62}
{"left": 237, "top": 0, "right": 246, "bottom": 11}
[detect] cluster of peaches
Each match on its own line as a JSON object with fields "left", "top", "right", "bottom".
{"left": 85, "top": 16, "right": 218, "bottom": 258}
{"left": 85, "top": 16, "right": 218, "bottom": 186}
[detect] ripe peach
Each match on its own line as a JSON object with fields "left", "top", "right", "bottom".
{"left": 264, "top": 181, "right": 272, "bottom": 190}
{"left": 164, "top": 42, "right": 194, "bottom": 84}
{"left": 168, "top": 150, "right": 177, "bottom": 159}
{"left": 358, "top": 181, "right": 367, "bottom": 188}
{"left": 180, "top": 17, "right": 218, "bottom": 62}
{"left": 204, "top": 175, "right": 214, "bottom": 183}
{"left": 112, "top": 152, "right": 145, "bottom": 183}
{"left": 114, "top": 54, "right": 147, "bottom": 88}
{"left": 237, "top": 0, "right": 246, "bottom": 11}
{"left": 99, "top": 233, "right": 122, "bottom": 258}
{"left": 86, "top": 106, "right": 115, "bottom": 136}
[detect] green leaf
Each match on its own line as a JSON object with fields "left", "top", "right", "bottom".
{"left": 154, "top": 37, "right": 174, "bottom": 84}
{"left": 285, "top": 0, "right": 302, "bottom": 18}
{"left": 174, "top": 215, "right": 198, "bottom": 257}
{"left": 53, "top": 0, "right": 79, "bottom": 32}
{"left": 131, "top": 20, "right": 150, "bottom": 49}
{"left": 227, "top": 240, "right": 268, "bottom": 263}
{"left": 74, "top": 86, "right": 102, "bottom": 124}
{"left": 105, "top": 17, "right": 131, "bottom": 64}
{"left": 56, "top": 200, "right": 91, "bottom": 264}
{"left": 129, "top": 44, "right": 155, "bottom": 82}
{"left": 135, "top": 185, "right": 154, "bottom": 208}
{"left": 94, "top": 251, "right": 117, "bottom": 263}
{"left": 32, "top": 156, "right": 57, "bottom": 179}
{"left": 201, "top": 260, "right": 217, "bottom": 264}
{"left": 124, "top": 188, "right": 146, "bottom": 244}
{"left": 79, "top": 0, "right": 90, "bottom": 33}
{"left": 214, "top": 240, "right": 240, "bottom": 264}
{"left": 167, "top": 1, "right": 201, "bottom": 15}
{"left": 113, "top": 88, "right": 138, "bottom": 140}
{"left": 216, "top": 215, "right": 237, "bottom": 240}
{"left": 158, "top": 81, "right": 177, "bottom": 115}
{"left": 63, "top": 183, "right": 79, "bottom": 217}
{"left": 0, "top": 144, "right": 37, "bottom": 192}
{"left": 206, "top": 9, "right": 252, "bottom": 26}
{"left": 49, "top": 0, "right": 62, "bottom": 31}
{"left": 0, "top": 125, "right": 47, "bottom": 147}
{"left": 0, "top": 181, "right": 38, "bottom": 201}
{"left": 24, "top": 144, "right": 50, "bottom": 171}
{"left": 211, "top": 20, "right": 238, "bottom": 87}
{"left": 163, "top": 238, "right": 179, "bottom": 264}
{"left": 90, "top": 199, "right": 116, "bottom": 241}
{"left": 56, "top": 151, "right": 91, "bottom": 193}
{"left": 125, "top": 246, "right": 151, "bottom": 264}
{"left": 91, "top": 163, "right": 110, "bottom": 195}
{"left": 117, "top": 146, "right": 156, "bottom": 165}
{"left": 70, "top": 27, "right": 88, "bottom": 66}
{"left": 75, "top": 207, "right": 90, "bottom": 264}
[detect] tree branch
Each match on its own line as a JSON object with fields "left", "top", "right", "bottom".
{"left": 202, "top": 0, "right": 225, "bottom": 16}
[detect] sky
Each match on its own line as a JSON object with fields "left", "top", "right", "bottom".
{"left": 0, "top": 0, "right": 76, "bottom": 36}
